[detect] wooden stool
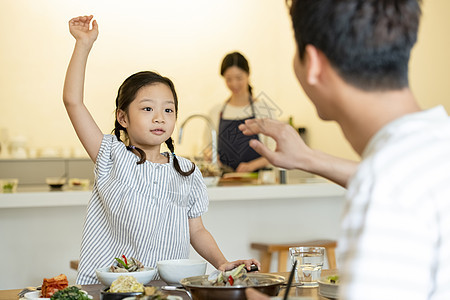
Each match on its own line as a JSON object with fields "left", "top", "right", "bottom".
{"left": 251, "top": 240, "right": 337, "bottom": 272}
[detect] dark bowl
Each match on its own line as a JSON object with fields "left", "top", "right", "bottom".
{"left": 100, "top": 287, "right": 143, "bottom": 300}
{"left": 180, "top": 273, "right": 285, "bottom": 300}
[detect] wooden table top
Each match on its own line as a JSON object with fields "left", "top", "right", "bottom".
{"left": 0, "top": 270, "right": 337, "bottom": 300}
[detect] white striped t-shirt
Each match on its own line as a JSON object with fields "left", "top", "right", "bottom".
{"left": 339, "top": 106, "right": 450, "bottom": 300}
{"left": 76, "top": 135, "right": 208, "bottom": 284}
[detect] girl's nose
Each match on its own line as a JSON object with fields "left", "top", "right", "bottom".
{"left": 153, "top": 111, "right": 165, "bottom": 123}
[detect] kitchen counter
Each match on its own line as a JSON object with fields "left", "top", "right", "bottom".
{"left": 0, "top": 180, "right": 344, "bottom": 208}
{"left": 0, "top": 181, "right": 346, "bottom": 290}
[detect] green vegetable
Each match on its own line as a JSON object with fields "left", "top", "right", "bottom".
{"left": 50, "top": 286, "right": 90, "bottom": 300}
{"left": 229, "top": 264, "right": 245, "bottom": 278}
{"left": 115, "top": 257, "right": 128, "bottom": 269}
{"left": 327, "top": 275, "right": 339, "bottom": 284}
{"left": 3, "top": 183, "right": 13, "bottom": 192}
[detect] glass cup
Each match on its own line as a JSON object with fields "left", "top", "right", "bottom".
{"left": 289, "top": 246, "right": 325, "bottom": 288}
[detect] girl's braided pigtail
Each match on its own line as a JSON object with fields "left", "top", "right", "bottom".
{"left": 165, "top": 137, "right": 195, "bottom": 176}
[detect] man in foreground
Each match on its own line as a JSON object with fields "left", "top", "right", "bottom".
{"left": 243, "top": 0, "right": 450, "bottom": 299}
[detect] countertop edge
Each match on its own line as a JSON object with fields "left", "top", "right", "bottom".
{"left": 0, "top": 183, "right": 346, "bottom": 208}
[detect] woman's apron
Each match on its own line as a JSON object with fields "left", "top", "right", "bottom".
{"left": 218, "top": 97, "right": 261, "bottom": 171}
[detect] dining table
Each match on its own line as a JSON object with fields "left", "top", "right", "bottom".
{"left": 0, "top": 269, "right": 337, "bottom": 300}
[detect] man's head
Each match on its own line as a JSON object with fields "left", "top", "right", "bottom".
{"left": 289, "top": 0, "right": 421, "bottom": 91}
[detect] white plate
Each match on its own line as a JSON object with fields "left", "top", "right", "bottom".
{"left": 24, "top": 290, "right": 93, "bottom": 299}
{"left": 122, "top": 296, "right": 182, "bottom": 300}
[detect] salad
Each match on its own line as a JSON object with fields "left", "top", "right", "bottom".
{"left": 110, "top": 255, "right": 145, "bottom": 272}
{"left": 204, "top": 264, "right": 258, "bottom": 287}
{"left": 50, "top": 286, "right": 90, "bottom": 300}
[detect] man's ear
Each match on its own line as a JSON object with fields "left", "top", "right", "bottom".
{"left": 117, "top": 109, "right": 128, "bottom": 128}
{"left": 304, "top": 44, "right": 323, "bottom": 85}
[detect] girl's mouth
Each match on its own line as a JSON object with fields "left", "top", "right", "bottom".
{"left": 151, "top": 129, "right": 165, "bottom": 135}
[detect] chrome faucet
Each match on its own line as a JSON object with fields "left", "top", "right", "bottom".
{"left": 178, "top": 114, "right": 218, "bottom": 165}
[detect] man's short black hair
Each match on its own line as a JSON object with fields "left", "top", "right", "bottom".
{"left": 289, "top": 0, "right": 422, "bottom": 91}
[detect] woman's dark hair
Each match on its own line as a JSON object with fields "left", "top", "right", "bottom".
{"left": 113, "top": 71, "right": 194, "bottom": 176}
{"left": 220, "top": 51, "right": 253, "bottom": 95}
{"left": 287, "top": 0, "right": 421, "bottom": 91}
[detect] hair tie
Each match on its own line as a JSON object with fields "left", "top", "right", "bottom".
{"left": 172, "top": 153, "right": 176, "bottom": 158}
{"left": 128, "top": 145, "right": 136, "bottom": 150}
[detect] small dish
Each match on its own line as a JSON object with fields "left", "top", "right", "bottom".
{"left": 24, "top": 290, "right": 92, "bottom": 299}
{"left": 318, "top": 276, "right": 339, "bottom": 299}
{"left": 69, "top": 178, "right": 90, "bottom": 190}
{"left": 46, "top": 177, "right": 66, "bottom": 190}
{"left": 0, "top": 178, "right": 18, "bottom": 193}
{"left": 100, "top": 287, "right": 143, "bottom": 300}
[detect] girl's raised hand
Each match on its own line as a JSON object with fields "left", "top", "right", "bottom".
{"left": 68, "top": 15, "right": 98, "bottom": 46}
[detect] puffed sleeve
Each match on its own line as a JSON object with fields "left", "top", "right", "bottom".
{"left": 94, "top": 134, "right": 121, "bottom": 178}
{"left": 187, "top": 166, "right": 209, "bottom": 218}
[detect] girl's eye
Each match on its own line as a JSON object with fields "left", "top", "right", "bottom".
{"left": 165, "top": 108, "right": 174, "bottom": 113}
{"left": 143, "top": 107, "right": 153, "bottom": 111}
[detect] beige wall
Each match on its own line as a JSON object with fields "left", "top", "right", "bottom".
{"left": 1, "top": 0, "right": 449, "bottom": 161}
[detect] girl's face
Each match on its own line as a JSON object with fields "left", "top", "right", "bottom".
{"left": 223, "top": 66, "right": 249, "bottom": 96}
{"left": 118, "top": 83, "right": 176, "bottom": 150}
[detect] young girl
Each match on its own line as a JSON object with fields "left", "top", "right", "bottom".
{"left": 64, "top": 15, "right": 259, "bottom": 284}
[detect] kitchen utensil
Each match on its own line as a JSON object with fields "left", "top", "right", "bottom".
{"left": 283, "top": 260, "right": 297, "bottom": 300}
{"left": 161, "top": 285, "right": 193, "bottom": 299}
{"left": 180, "top": 273, "right": 285, "bottom": 300}
{"left": 18, "top": 286, "right": 41, "bottom": 298}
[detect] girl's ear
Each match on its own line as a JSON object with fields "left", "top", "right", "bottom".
{"left": 117, "top": 109, "right": 128, "bottom": 128}
{"left": 304, "top": 44, "right": 323, "bottom": 85}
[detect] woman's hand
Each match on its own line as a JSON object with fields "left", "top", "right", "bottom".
{"left": 235, "top": 161, "right": 254, "bottom": 173}
{"left": 217, "top": 258, "right": 261, "bottom": 272}
{"left": 68, "top": 15, "right": 98, "bottom": 47}
{"left": 245, "top": 288, "right": 271, "bottom": 300}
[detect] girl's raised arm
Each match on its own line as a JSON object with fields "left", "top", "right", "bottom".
{"left": 63, "top": 15, "right": 103, "bottom": 163}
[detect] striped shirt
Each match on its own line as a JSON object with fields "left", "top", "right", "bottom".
{"left": 339, "top": 106, "right": 450, "bottom": 299}
{"left": 76, "top": 135, "right": 208, "bottom": 284}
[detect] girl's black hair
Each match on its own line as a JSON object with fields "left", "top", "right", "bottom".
{"left": 113, "top": 71, "right": 194, "bottom": 176}
{"left": 220, "top": 51, "right": 253, "bottom": 95}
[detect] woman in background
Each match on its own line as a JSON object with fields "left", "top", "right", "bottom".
{"left": 212, "top": 52, "right": 273, "bottom": 173}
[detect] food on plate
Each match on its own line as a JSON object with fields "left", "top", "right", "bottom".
{"left": 50, "top": 286, "right": 90, "bottom": 300}
{"left": 108, "top": 275, "right": 144, "bottom": 293}
{"left": 41, "top": 274, "right": 69, "bottom": 298}
{"left": 204, "top": 264, "right": 258, "bottom": 287}
{"left": 68, "top": 178, "right": 90, "bottom": 190}
{"left": 110, "top": 255, "right": 145, "bottom": 272}
{"left": 326, "top": 275, "right": 340, "bottom": 284}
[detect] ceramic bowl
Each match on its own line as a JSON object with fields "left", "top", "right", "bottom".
{"left": 157, "top": 259, "right": 207, "bottom": 286}
{"left": 203, "top": 176, "right": 220, "bottom": 187}
{"left": 318, "top": 276, "right": 339, "bottom": 299}
{"left": 95, "top": 267, "right": 156, "bottom": 286}
{"left": 100, "top": 287, "right": 143, "bottom": 300}
{"left": 46, "top": 177, "right": 66, "bottom": 190}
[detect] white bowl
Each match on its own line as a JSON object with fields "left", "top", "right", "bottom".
{"left": 95, "top": 266, "right": 156, "bottom": 286}
{"left": 318, "top": 277, "right": 339, "bottom": 299}
{"left": 157, "top": 259, "right": 207, "bottom": 286}
{"left": 203, "top": 176, "right": 220, "bottom": 187}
